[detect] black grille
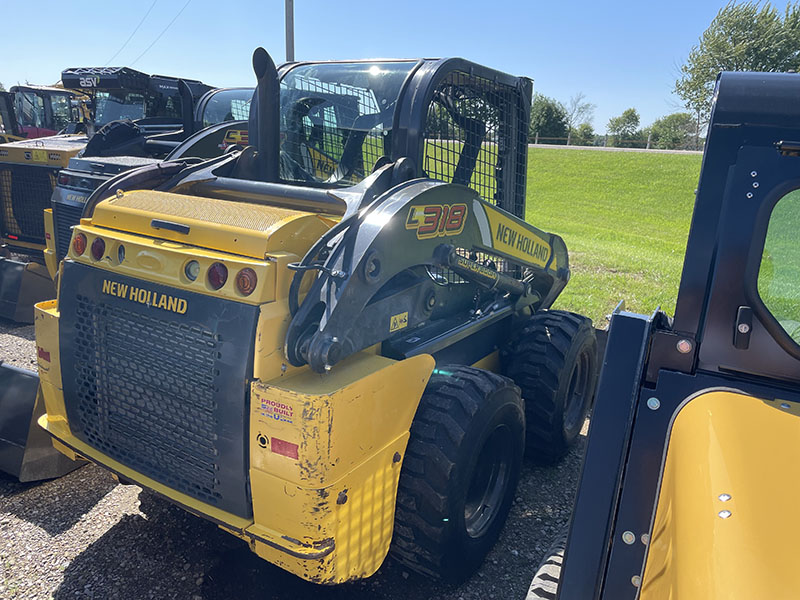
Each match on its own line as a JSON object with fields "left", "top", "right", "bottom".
{"left": 0, "top": 164, "right": 58, "bottom": 244}
{"left": 73, "top": 294, "right": 223, "bottom": 505}
{"left": 59, "top": 263, "right": 258, "bottom": 518}
{"left": 423, "top": 70, "right": 528, "bottom": 219}
{"left": 52, "top": 201, "right": 84, "bottom": 261}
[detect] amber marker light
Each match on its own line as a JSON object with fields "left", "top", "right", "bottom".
{"left": 73, "top": 233, "right": 87, "bottom": 256}
{"left": 235, "top": 268, "right": 258, "bottom": 295}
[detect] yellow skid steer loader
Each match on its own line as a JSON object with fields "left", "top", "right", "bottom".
{"left": 34, "top": 48, "right": 599, "bottom": 584}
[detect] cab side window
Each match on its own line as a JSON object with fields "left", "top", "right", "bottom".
{"left": 758, "top": 189, "right": 800, "bottom": 343}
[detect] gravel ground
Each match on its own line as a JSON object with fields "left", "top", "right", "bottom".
{"left": 0, "top": 316, "right": 585, "bottom": 600}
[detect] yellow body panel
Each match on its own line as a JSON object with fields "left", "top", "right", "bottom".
{"left": 43, "top": 209, "right": 58, "bottom": 280}
{"left": 0, "top": 134, "right": 86, "bottom": 168}
{"left": 91, "top": 190, "right": 336, "bottom": 259}
{"left": 247, "top": 352, "right": 434, "bottom": 583}
{"left": 641, "top": 391, "right": 800, "bottom": 599}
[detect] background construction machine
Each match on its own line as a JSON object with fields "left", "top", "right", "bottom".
{"left": 0, "top": 84, "right": 88, "bottom": 144}
{"left": 34, "top": 48, "right": 599, "bottom": 584}
{"left": 46, "top": 86, "right": 253, "bottom": 271}
{"left": 0, "top": 66, "right": 217, "bottom": 323}
{"left": 528, "top": 71, "right": 800, "bottom": 600}
{"left": 9, "top": 84, "right": 88, "bottom": 139}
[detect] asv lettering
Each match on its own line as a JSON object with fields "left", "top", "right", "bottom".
{"left": 79, "top": 77, "right": 100, "bottom": 87}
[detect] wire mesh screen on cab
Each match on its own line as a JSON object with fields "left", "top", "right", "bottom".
{"left": 423, "top": 70, "right": 527, "bottom": 219}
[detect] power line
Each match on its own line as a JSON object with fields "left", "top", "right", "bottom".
{"left": 104, "top": 0, "right": 159, "bottom": 66}
{"left": 130, "top": 0, "right": 193, "bottom": 67}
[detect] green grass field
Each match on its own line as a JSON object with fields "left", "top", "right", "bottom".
{"left": 524, "top": 148, "right": 703, "bottom": 326}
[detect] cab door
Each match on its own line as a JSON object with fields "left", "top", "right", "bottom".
{"left": 699, "top": 141, "right": 800, "bottom": 384}
{"left": 0, "top": 91, "right": 21, "bottom": 142}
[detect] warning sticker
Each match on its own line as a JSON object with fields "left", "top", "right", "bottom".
{"left": 390, "top": 311, "right": 409, "bottom": 333}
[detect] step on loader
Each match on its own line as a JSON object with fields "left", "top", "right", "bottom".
{"left": 528, "top": 71, "right": 800, "bottom": 599}
{"left": 35, "top": 48, "right": 598, "bottom": 584}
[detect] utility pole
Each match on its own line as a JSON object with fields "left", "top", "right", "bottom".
{"left": 285, "top": 0, "right": 295, "bottom": 62}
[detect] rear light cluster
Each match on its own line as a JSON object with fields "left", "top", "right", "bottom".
{"left": 72, "top": 232, "right": 257, "bottom": 296}
{"left": 183, "top": 260, "right": 257, "bottom": 295}
{"left": 57, "top": 172, "right": 99, "bottom": 191}
{"left": 72, "top": 233, "right": 124, "bottom": 264}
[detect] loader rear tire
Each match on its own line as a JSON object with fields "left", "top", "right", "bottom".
{"left": 391, "top": 366, "right": 524, "bottom": 583}
{"left": 526, "top": 527, "right": 567, "bottom": 600}
{"left": 502, "top": 310, "right": 598, "bottom": 463}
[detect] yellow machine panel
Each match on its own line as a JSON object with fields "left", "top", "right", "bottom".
{"left": 641, "top": 391, "right": 800, "bottom": 599}
{"left": 0, "top": 134, "right": 86, "bottom": 168}
{"left": 91, "top": 190, "right": 336, "bottom": 259}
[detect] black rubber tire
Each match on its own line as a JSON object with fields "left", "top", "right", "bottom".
{"left": 502, "top": 310, "right": 598, "bottom": 463}
{"left": 390, "top": 365, "right": 525, "bottom": 583}
{"left": 526, "top": 527, "right": 567, "bottom": 600}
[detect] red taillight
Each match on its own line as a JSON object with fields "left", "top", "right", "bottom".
{"left": 91, "top": 237, "right": 105, "bottom": 260}
{"left": 73, "top": 233, "right": 87, "bottom": 255}
{"left": 235, "top": 268, "right": 257, "bottom": 295}
{"left": 58, "top": 173, "right": 69, "bottom": 185}
{"left": 208, "top": 262, "right": 228, "bottom": 290}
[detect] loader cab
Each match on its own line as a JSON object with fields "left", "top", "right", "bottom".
{"left": 248, "top": 57, "right": 531, "bottom": 219}
{"left": 542, "top": 71, "right": 800, "bottom": 600}
{"left": 9, "top": 85, "right": 85, "bottom": 139}
{"left": 60, "top": 67, "right": 213, "bottom": 134}
{"left": 0, "top": 91, "right": 21, "bottom": 143}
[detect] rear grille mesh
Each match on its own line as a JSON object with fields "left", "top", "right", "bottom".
{"left": 52, "top": 201, "right": 84, "bottom": 261}
{"left": 0, "top": 164, "right": 58, "bottom": 244}
{"left": 72, "top": 294, "right": 224, "bottom": 506}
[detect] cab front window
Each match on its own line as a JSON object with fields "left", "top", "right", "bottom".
{"left": 757, "top": 188, "right": 800, "bottom": 343}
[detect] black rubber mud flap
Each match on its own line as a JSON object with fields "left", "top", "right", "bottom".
{"left": 0, "top": 363, "right": 83, "bottom": 482}
{"left": 0, "top": 259, "right": 56, "bottom": 324}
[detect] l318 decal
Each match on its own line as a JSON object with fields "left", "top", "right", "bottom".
{"left": 405, "top": 203, "right": 467, "bottom": 240}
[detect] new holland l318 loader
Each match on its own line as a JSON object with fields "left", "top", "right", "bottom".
{"left": 34, "top": 48, "right": 598, "bottom": 584}
{"left": 528, "top": 71, "right": 800, "bottom": 599}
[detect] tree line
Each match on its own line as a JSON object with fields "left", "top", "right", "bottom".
{"left": 530, "top": 1, "right": 800, "bottom": 150}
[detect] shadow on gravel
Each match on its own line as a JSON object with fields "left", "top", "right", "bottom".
{"left": 0, "top": 317, "right": 35, "bottom": 339}
{"left": 0, "top": 464, "right": 116, "bottom": 535}
{"left": 52, "top": 439, "right": 587, "bottom": 600}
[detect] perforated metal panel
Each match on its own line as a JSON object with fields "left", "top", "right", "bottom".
{"left": 59, "top": 263, "right": 258, "bottom": 518}
{"left": 104, "top": 191, "right": 307, "bottom": 231}
{"left": 0, "top": 164, "right": 58, "bottom": 244}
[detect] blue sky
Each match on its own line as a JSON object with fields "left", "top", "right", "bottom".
{"left": 5, "top": 0, "right": 728, "bottom": 132}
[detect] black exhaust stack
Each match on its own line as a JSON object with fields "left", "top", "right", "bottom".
{"left": 178, "top": 79, "right": 195, "bottom": 136}
{"left": 252, "top": 47, "right": 280, "bottom": 182}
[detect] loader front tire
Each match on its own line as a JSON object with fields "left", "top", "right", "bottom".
{"left": 391, "top": 366, "right": 524, "bottom": 583}
{"left": 502, "top": 310, "right": 598, "bottom": 463}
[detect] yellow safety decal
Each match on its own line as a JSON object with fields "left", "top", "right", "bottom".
{"left": 389, "top": 311, "right": 409, "bottom": 333}
{"left": 101, "top": 279, "right": 187, "bottom": 314}
{"left": 482, "top": 205, "right": 555, "bottom": 269}
{"left": 405, "top": 203, "right": 467, "bottom": 240}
